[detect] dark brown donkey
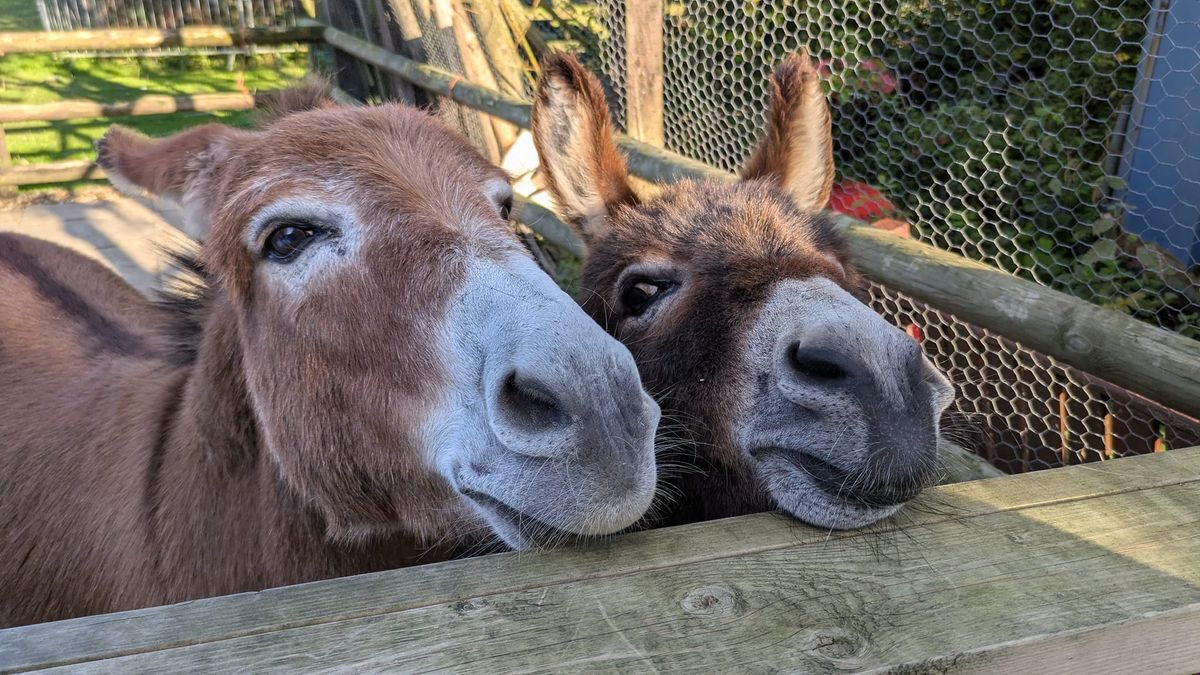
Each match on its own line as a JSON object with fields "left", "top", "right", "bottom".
{"left": 0, "top": 100, "right": 660, "bottom": 627}
{"left": 531, "top": 53, "right": 954, "bottom": 530}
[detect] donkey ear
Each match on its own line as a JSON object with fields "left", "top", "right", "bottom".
{"left": 96, "top": 124, "right": 238, "bottom": 239}
{"left": 532, "top": 52, "right": 637, "bottom": 244}
{"left": 740, "top": 52, "right": 835, "bottom": 211}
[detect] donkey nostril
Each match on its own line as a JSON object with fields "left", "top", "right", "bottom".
{"left": 497, "top": 370, "right": 570, "bottom": 432}
{"left": 789, "top": 346, "right": 852, "bottom": 383}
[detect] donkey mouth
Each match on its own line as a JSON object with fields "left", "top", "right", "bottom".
{"left": 749, "top": 447, "right": 913, "bottom": 508}
{"left": 458, "top": 488, "right": 581, "bottom": 546}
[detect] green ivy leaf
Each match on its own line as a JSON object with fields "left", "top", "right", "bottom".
{"left": 1136, "top": 246, "right": 1170, "bottom": 276}
{"left": 1081, "top": 238, "right": 1118, "bottom": 265}
{"left": 1091, "top": 214, "right": 1118, "bottom": 236}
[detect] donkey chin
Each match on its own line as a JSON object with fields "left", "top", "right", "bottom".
{"left": 737, "top": 278, "right": 955, "bottom": 530}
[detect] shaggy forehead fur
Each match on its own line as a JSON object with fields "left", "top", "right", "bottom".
{"left": 583, "top": 178, "right": 860, "bottom": 327}
{"left": 201, "top": 105, "right": 519, "bottom": 294}
{"left": 579, "top": 178, "right": 862, "bottom": 488}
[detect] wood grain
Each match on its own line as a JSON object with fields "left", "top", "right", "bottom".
{"left": 23, "top": 451, "right": 1200, "bottom": 673}
{"left": 3, "top": 448, "right": 1195, "bottom": 673}
{"left": 0, "top": 25, "right": 323, "bottom": 55}
{"left": 624, "top": 0, "right": 664, "bottom": 145}
{"left": 0, "top": 93, "right": 262, "bottom": 123}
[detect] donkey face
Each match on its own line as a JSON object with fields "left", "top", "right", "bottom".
{"left": 97, "top": 103, "right": 659, "bottom": 548}
{"left": 532, "top": 54, "right": 954, "bottom": 529}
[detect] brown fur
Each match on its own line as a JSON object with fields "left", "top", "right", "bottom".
{"left": 531, "top": 56, "right": 639, "bottom": 244}
{"left": 253, "top": 75, "right": 337, "bottom": 125}
{"left": 533, "top": 53, "right": 898, "bottom": 524}
{"left": 740, "top": 51, "right": 836, "bottom": 209}
{"left": 0, "top": 102, "right": 521, "bottom": 627}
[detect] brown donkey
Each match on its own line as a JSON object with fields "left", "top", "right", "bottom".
{"left": 531, "top": 53, "right": 954, "bottom": 530}
{"left": 0, "top": 100, "right": 659, "bottom": 627}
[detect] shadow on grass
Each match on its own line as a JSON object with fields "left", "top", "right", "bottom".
{"left": 1, "top": 51, "right": 306, "bottom": 167}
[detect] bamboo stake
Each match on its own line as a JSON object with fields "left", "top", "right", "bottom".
{"left": 1059, "top": 392, "right": 1070, "bottom": 467}
{"left": 1102, "top": 413, "right": 1115, "bottom": 460}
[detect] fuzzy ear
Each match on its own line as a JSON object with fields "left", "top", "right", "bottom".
{"left": 531, "top": 52, "right": 637, "bottom": 245}
{"left": 740, "top": 52, "right": 835, "bottom": 211}
{"left": 96, "top": 124, "right": 239, "bottom": 239}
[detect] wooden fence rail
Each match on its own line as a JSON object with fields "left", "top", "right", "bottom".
{"left": 0, "top": 160, "right": 104, "bottom": 186}
{"left": 0, "top": 24, "right": 323, "bottom": 54}
{"left": 321, "top": 24, "right": 1200, "bottom": 420}
{"left": 0, "top": 92, "right": 266, "bottom": 123}
{"left": 2, "top": 448, "right": 1197, "bottom": 672}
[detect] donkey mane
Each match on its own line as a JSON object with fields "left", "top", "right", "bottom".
{"left": 152, "top": 250, "right": 213, "bottom": 366}
{"left": 254, "top": 75, "right": 337, "bottom": 125}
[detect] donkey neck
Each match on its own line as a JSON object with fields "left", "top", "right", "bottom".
{"left": 148, "top": 291, "right": 452, "bottom": 601}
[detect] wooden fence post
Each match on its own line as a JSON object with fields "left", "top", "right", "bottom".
{"left": 317, "top": 0, "right": 374, "bottom": 101}
{"left": 0, "top": 127, "right": 16, "bottom": 199}
{"left": 624, "top": 0, "right": 663, "bottom": 146}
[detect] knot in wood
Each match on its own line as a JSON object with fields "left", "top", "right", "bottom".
{"left": 800, "top": 626, "right": 867, "bottom": 665}
{"left": 452, "top": 598, "right": 488, "bottom": 615}
{"left": 1063, "top": 331, "right": 1093, "bottom": 355}
{"left": 680, "top": 585, "right": 736, "bottom": 616}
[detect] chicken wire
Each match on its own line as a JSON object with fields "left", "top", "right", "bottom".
{"left": 36, "top": 0, "right": 299, "bottom": 30}
{"left": 584, "top": 0, "right": 1200, "bottom": 472}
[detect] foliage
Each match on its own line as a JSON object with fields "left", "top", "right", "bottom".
{"left": 654, "top": 0, "right": 1198, "bottom": 338}
{"left": 832, "top": 1, "right": 1199, "bottom": 338}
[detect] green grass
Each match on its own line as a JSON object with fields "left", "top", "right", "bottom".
{"left": 2, "top": 53, "right": 308, "bottom": 168}
{"left": 0, "top": 0, "right": 308, "bottom": 190}
{"left": 2, "top": 53, "right": 308, "bottom": 169}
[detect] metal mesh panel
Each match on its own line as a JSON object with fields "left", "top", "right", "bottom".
{"left": 590, "top": 0, "right": 1200, "bottom": 471}
{"left": 36, "top": 1, "right": 299, "bottom": 30}
{"left": 870, "top": 284, "right": 1200, "bottom": 473}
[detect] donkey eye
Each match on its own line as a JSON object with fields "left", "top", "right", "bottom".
{"left": 264, "top": 224, "right": 317, "bottom": 262}
{"left": 498, "top": 195, "right": 514, "bottom": 221}
{"left": 621, "top": 279, "right": 674, "bottom": 316}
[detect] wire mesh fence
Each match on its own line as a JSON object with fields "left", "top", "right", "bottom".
{"left": 35, "top": 0, "right": 301, "bottom": 31}
{"left": 317, "top": 0, "right": 1199, "bottom": 473}
{"left": 582, "top": 0, "right": 1200, "bottom": 472}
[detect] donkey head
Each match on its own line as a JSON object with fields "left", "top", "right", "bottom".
{"left": 97, "top": 102, "right": 659, "bottom": 548}
{"left": 532, "top": 54, "right": 954, "bottom": 529}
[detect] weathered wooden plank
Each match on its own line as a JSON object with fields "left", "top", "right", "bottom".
{"left": 319, "top": 24, "right": 1200, "bottom": 418}
{"left": 3, "top": 448, "right": 1195, "bottom": 672}
{"left": 0, "top": 127, "right": 15, "bottom": 198}
{"left": 905, "top": 603, "right": 1200, "bottom": 675}
{"left": 32, "top": 456, "right": 1200, "bottom": 673}
{"left": 0, "top": 25, "right": 323, "bottom": 55}
{"left": 514, "top": 196, "right": 585, "bottom": 257}
{"left": 0, "top": 92, "right": 262, "bottom": 123}
{"left": 624, "top": 0, "right": 664, "bottom": 145}
{"left": 322, "top": 23, "right": 534, "bottom": 126}
{"left": 0, "top": 160, "right": 103, "bottom": 186}
{"left": 938, "top": 441, "right": 1004, "bottom": 483}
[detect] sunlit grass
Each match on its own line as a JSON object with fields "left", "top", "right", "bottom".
{"left": 0, "top": 18, "right": 307, "bottom": 192}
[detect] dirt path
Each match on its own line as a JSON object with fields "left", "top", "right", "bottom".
{"left": 0, "top": 191, "right": 187, "bottom": 295}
